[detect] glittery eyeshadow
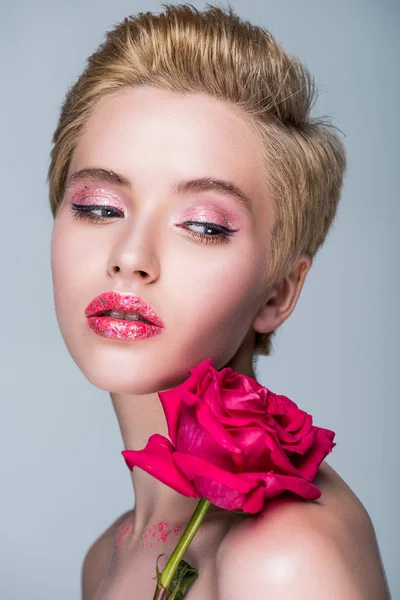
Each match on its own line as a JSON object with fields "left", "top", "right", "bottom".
{"left": 181, "top": 205, "right": 236, "bottom": 229}
{"left": 70, "top": 186, "right": 126, "bottom": 212}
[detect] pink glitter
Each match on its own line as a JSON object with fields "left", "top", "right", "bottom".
{"left": 70, "top": 186, "right": 127, "bottom": 213}
{"left": 87, "top": 314, "right": 163, "bottom": 340}
{"left": 85, "top": 290, "right": 165, "bottom": 341}
{"left": 116, "top": 516, "right": 133, "bottom": 547}
{"left": 142, "top": 521, "right": 183, "bottom": 548}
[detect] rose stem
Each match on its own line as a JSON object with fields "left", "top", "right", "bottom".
{"left": 152, "top": 498, "right": 212, "bottom": 600}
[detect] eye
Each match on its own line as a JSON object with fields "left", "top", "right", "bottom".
{"left": 179, "top": 221, "right": 238, "bottom": 245}
{"left": 70, "top": 204, "right": 239, "bottom": 245}
{"left": 70, "top": 203, "right": 124, "bottom": 222}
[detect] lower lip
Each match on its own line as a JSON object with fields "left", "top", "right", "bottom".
{"left": 86, "top": 315, "right": 164, "bottom": 340}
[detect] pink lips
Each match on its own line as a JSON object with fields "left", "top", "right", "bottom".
{"left": 84, "top": 291, "right": 165, "bottom": 341}
{"left": 85, "top": 290, "right": 164, "bottom": 327}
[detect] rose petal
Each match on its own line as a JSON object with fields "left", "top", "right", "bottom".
{"left": 260, "top": 430, "right": 306, "bottom": 477}
{"left": 180, "top": 388, "right": 201, "bottom": 407}
{"left": 241, "top": 471, "right": 322, "bottom": 502}
{"left": 158, "top": 389, "right": 183, "bottom": 447}
{"left": 122, "top": 434, "right": 199, "bottom": 498}
{"left": 241, "top": 485, "right": 266, "bottom": 513}
{"left": 177, "top": 410, "right": 231, "bottom": 469}
{"left": 294, "top": 427, "right": 336, "bottom": 480}
{"left": 280, "top": 426, "right": 316, "bottom": 454}
{"left": 195, "top": 401, "right": 241, "bottom": 454}
{"left": 193, "top": 476, "right": 247, "bottom": 511}
{"left": 172, "top": 452, "right": 255, "bottom": 494}
{"left": 187, "top": 358, "right": 215, "bottom": 384}
{"left": 275, "top": 413, "right": 314, "bottom": 443}
{"left": 232, "top": 428, "right": 276, "bottom": 472}
{"left": 223, "top": 392, "right": 265, "bottom": 412}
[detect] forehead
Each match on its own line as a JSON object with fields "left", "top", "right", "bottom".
{"left": 69, "top": 86, "right": 273, "bottom": 224}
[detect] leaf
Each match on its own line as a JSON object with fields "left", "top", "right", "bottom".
{"left": 166, "top": 560, "right": 198, "bottom": 600}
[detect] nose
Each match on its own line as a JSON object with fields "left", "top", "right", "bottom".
{"left": 106, "top": 220, "right": 161, "bottom": 283}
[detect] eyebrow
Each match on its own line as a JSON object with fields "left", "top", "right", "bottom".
{"left": 65, "top": 167, "right": 253, "bottom": 215}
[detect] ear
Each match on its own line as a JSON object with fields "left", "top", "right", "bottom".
{"left": 251, "top": 253, "right": 313, "bottom": 334}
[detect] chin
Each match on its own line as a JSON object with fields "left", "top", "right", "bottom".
{"left": 77, "top": 357, "right": 192, "bottom": 396}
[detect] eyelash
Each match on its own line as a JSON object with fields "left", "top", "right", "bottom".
{"left": 70, "top": 203, "right": 238, "bottom": 245}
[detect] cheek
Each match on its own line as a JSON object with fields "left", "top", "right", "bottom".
{"left": 50, "top": 222, "right": 97, "bottom": 318}
{"left": 50, "top": 223, "right": 69, "bottom": 300}
{"left": 171, "top": 248, "right": 265, "bottom": 338}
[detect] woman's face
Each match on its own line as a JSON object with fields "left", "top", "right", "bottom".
{"left": 50, "top": 85, "right": 275, "bottom": 394}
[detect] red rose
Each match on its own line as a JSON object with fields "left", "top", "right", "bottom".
{"left": 122, "top": 358, "right": 336, "bottom": 514}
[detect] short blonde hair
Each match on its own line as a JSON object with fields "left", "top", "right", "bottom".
{"left": 48, "top": 2, "right": 347, "bottom": 357}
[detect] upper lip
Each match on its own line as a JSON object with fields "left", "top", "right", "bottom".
{"left": 85, "top": 290, "right": 164, "bottom": 327}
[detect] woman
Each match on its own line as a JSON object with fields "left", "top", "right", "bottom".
{"left": 49, "top": 4, "right": 390, "bottom": 599}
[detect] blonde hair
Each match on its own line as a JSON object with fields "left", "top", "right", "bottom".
{"left": 48, "top": 2, "right": 347, "bottom": 357}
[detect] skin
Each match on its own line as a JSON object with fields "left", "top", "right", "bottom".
{"left": 50, "top": 86, "right": 389, "bottom": 599}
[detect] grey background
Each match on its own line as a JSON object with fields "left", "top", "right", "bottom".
{"left": 1, "top": 0, "right": 398, "bottom": 598}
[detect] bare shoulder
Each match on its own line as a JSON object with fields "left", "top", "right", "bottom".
{"left": 81, "top": 509, "right": 133, "bottom": 600}
{"left": 216, "top": 462, "right": 391, "bottom": 599}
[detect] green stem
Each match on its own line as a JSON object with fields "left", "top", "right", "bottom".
{"left": 152, "top": 584, "right": 168, "bottom": 600}
{"left": 152, "top": 498, "right": 212, "bottom": 599}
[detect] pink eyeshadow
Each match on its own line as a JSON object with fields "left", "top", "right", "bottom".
{"left": 180, "top": 205, "right": 237, "bottom": 229}
{"left": 68, "top": 184, "right": 246, "bottom": 228}
{"left": 69, "top": 186, "right": 126, "bottom": 211}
